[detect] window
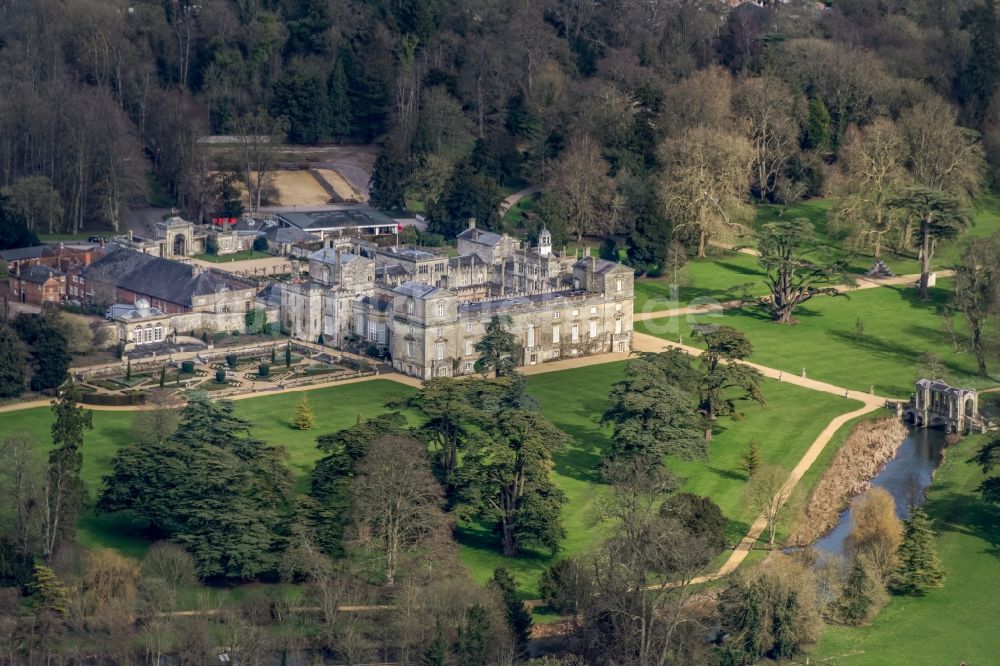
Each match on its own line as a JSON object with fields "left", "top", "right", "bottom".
{"left": 571, "top": 324, "right": 579, "bottom": 342}
{"left": 437, "top": 301, "right": 445, "bottom": 316}
{"left": 465, "top": 339, "right": 474, "bottom": 356}
{"left": 406, "top": 340, "right": 413, "bottom": 358}
{"left": 134, "top": 326, "right": 141, "bottom": 343}
{"left": 590, "top": 306, "right": 597, "bottom": 314}
{"left": 616, "top": 277, "right": 623, "bottom": 292}
{"left": 527, "top": 324, "right": 535, "bottom": 348}
{"left": 155, "top": 323, "right": 163, "bottom": 341}
{"left": 436, "top": 341, "right": 445, "bottom": 361}
{"left": 245, "top": 301, "right": 251, "bottom": 311}
{"left": 407, "top": 300, "right": 414, "bottom": 314}
{"left": 436, "top": 327, "right": 444, "bottom": 337}
{"left": 464, "top": 322, "right": 473, "bottom": 332}
{"left": 572, "top": 309, "right": 579, "bottom": 317}
{"left": 589, "top": 320, "right": 598, "bottom": 338}
{"left": 368, "top": 321, "right": 378, "bottom": 342}
{"left": 552, "top": 311, "right": 560, "bottom": 320}
{"left": 552, "top": 324, "right": 560, "bottom": 343}
{"left": 145, "top": 324, "right": 153, "bottom": 343}
{"left": 614, "top": 318, "right": 622, "bottom": 335}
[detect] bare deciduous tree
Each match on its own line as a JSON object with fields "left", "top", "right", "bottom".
{"left": 546, "top": 134, "right": 619, "bottom": 242}
{"left": 661, "top": 127, "right": 755, "bottom": 257}
{"left": 350, "top": 435, "right": 450, "bottom": 587}
{"left": 231, "top": 108, "right": 289, "bottom": 213}
{"left": 745, "top": 464, "right": 793, "bottom": 547}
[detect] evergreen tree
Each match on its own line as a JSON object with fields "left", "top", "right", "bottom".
{"left": 44, "top": 381, "right": 93, "bottom": 556}
{"left": 159, "top": 366, "right": 166, "bottom": 388}
{"left": 838, "top": 558, "right": 882, "bottom": 625}
{"left": 601, "top": 350, "right": 706, "bottom": 464}
{"left": 13, "top": 313, "right": 70, "bottom": 392}
{"left": 804, "top": 97, "right": 832, "bottom": 151}
{"left": 957, "top": 0, "right": 1000, "bottom": 122}
{"left": 271, "top": 65, "right": 330, "bottom": 144}
{"left": 489, "top": 567, "right": 533, "bottom": 651}
{"left": 126, "top": 357, "right": 131, "bottom": 381}
{"left": 894, "top": 506, "right": 946, "bottom": 594}
{"left": 369, "top": 147, "right": 410, "bottom": 211}
{"left": 456, "top": 604, "right": 493, "bottom": 666}
{"left": 456, "top": 381, "right": 568, "bottom": 556}
{"left": 271, "top": 346, "right": 276, "bottom": 363}
{"left": 98, "top": 393, "right": 295, "bottom": 579}
{"left": 294, "top": 394, "right": 316, "bottom": 430}
{"left": 420, "top": 632, "right": 447, "bottom": 666}
{"left": 742, "top": 439, "right": 762, "bottom": 480}
{"left": 0, "top": 324, "right": 27, "bottom": 398}
{"left": 29, "top": 563, "right": 68, "bottom": 616}
{"left": 474, "top": 315, "right": 518, "bottom": 378}
{"left": 427, "top": 160, "right": 503, "bottom": 238}
{"left": 285, "top": 342, "right": 292, "bottom": 368}
{"left": 0, "top": 195, "right": 40, "bottom": 250}
{"left": 328, "top": 58, "right": 352, "bottom": 139}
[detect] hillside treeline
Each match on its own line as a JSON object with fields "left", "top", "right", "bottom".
{"left": 0, "top": 1, "right": 998, "bottom": 264}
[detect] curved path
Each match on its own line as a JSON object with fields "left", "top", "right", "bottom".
{"left": 499, "top": 185, "right": 541, "bottom": 214}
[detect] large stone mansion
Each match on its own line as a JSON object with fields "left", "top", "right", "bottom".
{"left": 278, "top": 220, "right": 635, "bottom": 379}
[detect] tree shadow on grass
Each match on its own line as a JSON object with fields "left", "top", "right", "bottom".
{"left": 551, "top": 421, "right": 608, "bottom": 485}
{"left": 707, "top": 466, "right": 746, "bottom": 483}
{"left": 715, "top": 261, "right": 766, "bottom": 278}
{"left": 928, "top": 487, "right": 1000, "bottom": 561}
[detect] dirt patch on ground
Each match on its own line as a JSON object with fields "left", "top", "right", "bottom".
{"left": 790, "top": 417, "right": 909, "bottom": 545}
{"left": 268, "top": 170, "right": 331, "bottom": 205}
{"left": 314, "top": 168, "right": 362, "bottom": 202}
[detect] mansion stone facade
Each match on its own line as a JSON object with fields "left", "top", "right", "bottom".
{"left": 278, "top": 220, "right": 634, "bottom": 379}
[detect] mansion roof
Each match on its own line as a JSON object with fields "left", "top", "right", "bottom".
{"left": 456, "top": 227, "right": 504, "bottom": 247}
{"left": 394, "top": 281, "right": 451, "bottom": 299}
{"left": 83, "top": 246, "right": 254, "bottom": 307}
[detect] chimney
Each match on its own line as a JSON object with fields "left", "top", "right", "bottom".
{"left": 468, "top": 218, "right": 476, "bottom": 230}
{"left": 128, "top": 229, "right": 133, "bottom": 242}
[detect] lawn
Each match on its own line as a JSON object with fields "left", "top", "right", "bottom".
{"left": 502, "top": 191, "right": 540, "bottom": 231}
{"left": 456, "top": 362, "right": 862, "bottom": 597}
{"left": 1, "top": 367, "right": 859, "bottom": 602}
{"left": 195, "top": 249, "right": 272, "bottom": 263}
{"left": 812, "top": 433, "right": 1000, "bottom": 665}
{"left": 0, "top": 379, "right": 417, "bottom": 556}
{"left": 638, "top": 280, "right": 990, "bottom": 397}
{"left": 634, "top": 250, "right": 767, "bottom": 312}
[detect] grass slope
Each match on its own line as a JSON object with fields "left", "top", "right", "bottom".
{"left": 639, "top": 281, "right": 990, "bottom": 397}
{"left": 0, "top": 380, "right": 417, "bottom": 556}
{"left": 456, "top": 363, "right": 860, "bottom": 597}
{"left": 813, "top": 434, "right": 1000, "bottom": 665}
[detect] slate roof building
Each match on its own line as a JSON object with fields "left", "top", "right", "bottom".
{"left": 81, "top": 245, "right": 257, "bottom": 314}
{"left": 276, "top": 207, "right": 398, "bottom": 240}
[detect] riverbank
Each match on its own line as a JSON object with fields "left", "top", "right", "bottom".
{"left": 791, "top": 417, "right": 909, "bottom": 546}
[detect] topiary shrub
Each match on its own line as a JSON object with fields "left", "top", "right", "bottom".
{"left": 226, "top": 354, "right": 238, "bottom": 369}
{"left": 215, "top": 369, "right": 226, "bottom": 384}
{"left": 258, "top": 363, "right": 270, "bottom": 377}
{"left": 181, "top": 360, "right": 195, "bottom": 373}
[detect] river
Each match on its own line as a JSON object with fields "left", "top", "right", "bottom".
{"left": 814, "top": 427, "right": 947, "bottom": 555}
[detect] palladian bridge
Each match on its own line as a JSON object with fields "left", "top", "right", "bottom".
{"left": 901, "top": 379, "right": 995, "bottom": 434}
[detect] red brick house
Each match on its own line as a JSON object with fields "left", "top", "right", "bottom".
{"left": 10, "top": 265, "right": 67, "bottom": 304}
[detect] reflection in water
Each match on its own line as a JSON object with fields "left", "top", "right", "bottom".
{"left": 814, "top": 427, "right": 946, "bottom": 555}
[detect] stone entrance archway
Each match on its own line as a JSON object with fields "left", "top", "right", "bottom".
{"left": 173, "top": 233, "right": 186, "bottom": 256}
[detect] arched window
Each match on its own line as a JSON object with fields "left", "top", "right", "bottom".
{"left": 154, "top": 323, "right": 163, "bottom": 342}
{"left": 134, "top": 326, "right": 142, "bottom": 344}
{"left": 145, "top": 324, "right": 153, "bottom": 343}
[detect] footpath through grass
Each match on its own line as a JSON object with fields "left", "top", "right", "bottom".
{"left": 813, "top": 433, "right": 1000, "bottom": 665}
{"left": 457, "top": 363, "right": 860, "bottom": 597}
{"left": 639, "top": 281, "right": 991, "bottom": 397}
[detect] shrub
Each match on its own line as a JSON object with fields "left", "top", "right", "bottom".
{"left": 215, "top": 369, "right": 226, "bottom": 384}
{"left": 141, "top": 542, "right": 198, "bottom": 589}
{"left": 226, "top": 354, "right": 237, "bottom": 369}
{"left": 252, "top": 236, "right": 269, "bottom": 252}
{"left": 258, "top": 363, "right": 270, "bottom": 377}
{"left": 180, "top": 361, "right": 195, "bottom": 373}
{"left": 539, "top": 558, "right": 589, "bottom": 615}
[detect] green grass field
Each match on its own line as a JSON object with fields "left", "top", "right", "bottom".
{"left": 813, "top": 433, "right": 1000, "bottom": 665}
{"left": 638, "top": 280, "right": 990, "bottom": 397}
{"left": 502, "top": 191, "right": 540, "bottom": 231}
{"left": 0, "top": 367, "right": 859, "bottom": 600}
{"left": 194, "top": 249, "right": 272, "bottom": 263}
{"left": 456, "top": 363, "right": 861, "bottom": 597}
{"left": 634, "top": 250, "right": 767, "bottom": 312}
